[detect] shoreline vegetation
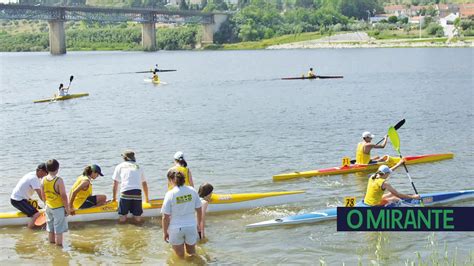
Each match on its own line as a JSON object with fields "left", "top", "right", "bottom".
{"left": 1, "top": 0, "right": 473, "bottom": 52}
{"left": 0, "top": 20, "right": 472, "bottom": 52}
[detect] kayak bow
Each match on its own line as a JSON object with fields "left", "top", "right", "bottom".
{"left": 246, "top": 190, "right": 474, "bottom": 229}
{"left": 33, "top": 93, "right": 89, "bottom": 103}
{"left": 273, "top": 153, "right": 454, "bottom": 181}
{"left": 0, "top": 190, "right": 304, "bottom": 227}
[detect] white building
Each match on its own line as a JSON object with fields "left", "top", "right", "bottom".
{"left": 439, "top": 13, "right": 459, "bottom": 37}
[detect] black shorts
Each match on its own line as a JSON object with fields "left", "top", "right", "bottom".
{"left": 79, "top": 195, "right": 98, "bottom": 209}
{"left": 11, "top": 198, "right": 38, "bottom": 217}
{"left": 118, "top": 189, "right": 143, "bottom": 216}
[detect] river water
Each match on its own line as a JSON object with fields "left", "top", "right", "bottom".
{"left": 0, "top": 48, "right": 473, "bottom": 265}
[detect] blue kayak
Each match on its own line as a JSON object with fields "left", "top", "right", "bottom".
{"left": 246, "top": 190, "right": 474, "bottom": 229}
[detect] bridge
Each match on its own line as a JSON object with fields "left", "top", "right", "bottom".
{"left": 0, "top": 4, "right": 228, "bottom": 54}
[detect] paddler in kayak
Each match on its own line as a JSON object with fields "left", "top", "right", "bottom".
{"left": 58, "top": 83, "right": 69, "bottom": 96}
{"left": 69, "top": 164, "right": 107, "bottom": 215}
{"left": 152, "top": 71, "right": 160, "bottom": 83}
{"left": 167, "top": 151, "right": 194, "bottom": 190}
{"left": 10, "top": 163, "right": 48, "bottom": 229}
{"left": 355, "top": 131, "right": 389, "bottom": 164}
{"left": 364, "top": 159, "right": 420, "bottom": 206}
{"left": 112, "top": 150, "right": 149, "bottom": 224}
{"left": 197, "top": 183, "right": 213, "bottom": 240}
{"left": 307, "top": 68, "right": 316, "bottom": 78}
{"left": 162, "top": 170, "right": 202, "bottom": 258}
{"left": 153, "top": 64, "right": 159, "bottom": 72}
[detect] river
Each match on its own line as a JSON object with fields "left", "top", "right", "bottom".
{"left": 0, "top": 48, "right": 473, "bottom": 264}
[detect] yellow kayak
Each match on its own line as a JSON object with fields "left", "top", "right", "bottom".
{"left": 0, "top": 191, "right": 304, "bottom": 226}
{"left": 33, "top": 93, "right": 89, "bottom": 103}
{"left": 273, "top": 153, "right": 454, "bottom": 181}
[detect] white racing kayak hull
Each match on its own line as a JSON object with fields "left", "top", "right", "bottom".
{"left": 246, "top": 190, "right": 474, "bottom": 229}
{"left": 0, "top": 191, "right": 304, "bottom": 227}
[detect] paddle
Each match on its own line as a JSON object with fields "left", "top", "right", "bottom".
{"left": 388, "top": 125, "right": 424, "bottom": 206}
{"left": 34, "top": 212, "right": 46, "bottom": 227}
{"left": 65, "top": 75, "right": 74, "bottom": 94}
{"left": 350, "top": 119, "right": 406, "bottom": 164}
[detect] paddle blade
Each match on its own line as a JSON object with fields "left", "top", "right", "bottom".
{"left": 394, "top": 119, "right": 406, "bottom": 130}
{"left": 34, "top": 212, "right": 46, "bottom": 227}
{"left": 388, "top": 126, "right": 401, "bottom": 154}
{"left": 70, "top": 75, "right": 74, "bottom": 82}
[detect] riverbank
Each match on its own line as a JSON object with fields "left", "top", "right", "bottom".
{"left": 266, "top": 32, "right": 474, "bottom": 49}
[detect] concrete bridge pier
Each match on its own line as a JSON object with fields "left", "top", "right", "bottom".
{"left": 201, "top": 13, "right": 228, "bottom": 45}
{"left": 48, "top": 20, "right": 66, "bottom": 55}
{"left": 142, "top": 22, "right": 156, "bottom": 51}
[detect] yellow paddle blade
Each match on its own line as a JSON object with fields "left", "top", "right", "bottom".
{"left": 34, "top": 212, "right": 46, "bottom": 227}
{"left": 388, "top": 126, "right": 401, "bottom": 154}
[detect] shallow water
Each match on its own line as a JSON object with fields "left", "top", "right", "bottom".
{"left": 0, "top": 48, "right": 473, "bottom": 264}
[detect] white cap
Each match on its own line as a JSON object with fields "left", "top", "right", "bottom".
{"left": 174, "top": 151, "right": 184, "bottom": 160}
{"left": 378, "top": 165, "right": 392, "bottom": 175}
{"left": 362, "top": 131, "right": 374, "bottom": 139}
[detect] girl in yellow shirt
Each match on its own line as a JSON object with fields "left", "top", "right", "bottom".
{"left": 364, "top": 158, "right": 420, "bottom": 206}
{"left": 69, "top": 164, "right": 107, "bottom": 214}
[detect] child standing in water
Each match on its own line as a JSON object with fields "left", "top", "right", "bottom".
{"left": 41, "top": 159, "right": 70, "bottom": 247}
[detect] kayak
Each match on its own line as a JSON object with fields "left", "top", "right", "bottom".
{"left": 246, "top": 190, "right": 474, "bottom": 229}
{"left": 273, "top": 153, "right": 454, "bottom": 181}
{"left": 33, "top": 93, "right": 89, "bottom": 103}
{"left": 0, "top": 190, "right": 304, "bottom": 227}
{"left": 281, "top": 75, "right": 343, "bottom": 80}
{"left": 144, "top": 78, "right": 167, "bottom": 85}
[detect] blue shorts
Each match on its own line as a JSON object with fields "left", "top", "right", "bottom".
{"left": 11, "top": 198, "right": 38, "bottom": 217}
{"left": 118, "top": 189, "right": 143, "bottom": 216}
{"left": 79, "top": 196, "right": 97, "bottom": 209}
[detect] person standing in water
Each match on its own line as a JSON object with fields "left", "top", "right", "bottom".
{"left": 41, "top": 159, "right": 70, "bottom": 247}
{"left": 355, "top": 131, "right": 388, "bottom": 164}
{"left": 162, "top": 170, "right": 202, "bottom": 258}
{"left": 167, "top": 151, "right": 194, "bottom": 190}
{"left": 112, "top": 150, "right": 149, "bottom": 224}
{"left": 197, "top": 183, "right": 214, "bottom": 239}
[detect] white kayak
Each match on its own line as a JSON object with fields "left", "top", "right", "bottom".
{"left": 0, "top": 191, "right": 304, "bottom": 227}
{"left": 246, "top": 190, "right": 474, "bottom": 229}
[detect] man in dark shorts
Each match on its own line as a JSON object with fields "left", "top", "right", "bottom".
{"left": 10, "top": 163, "right": 48, "bottom": 228}
{"left": 112, "top": 150, "right": 150, "bottom": 223}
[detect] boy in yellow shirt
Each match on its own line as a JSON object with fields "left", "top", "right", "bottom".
{"left": 41, "top": 159, "right": 70, "bottom": 247}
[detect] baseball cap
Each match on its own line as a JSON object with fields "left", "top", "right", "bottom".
{"left": 174, "top": 151, "right": 184, "bottom": 160}
{"left": 91, "top": 164, "right": 104, "bottom": 176}
{"left": 362, "top": 131, "right": 374, "bottom": 139}
{"left": 378, "top": 165, "right": 392, "bottom": 175}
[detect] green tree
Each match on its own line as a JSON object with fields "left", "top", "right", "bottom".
{"left": 388, "top": 15, "right": 398, "bottom": 24}
{"left": 179, "top": 0, "right": 189, "bottom": 10}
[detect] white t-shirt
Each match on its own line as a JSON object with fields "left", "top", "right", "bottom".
{"left": 112, "top": 161, "right": 146, "bottom": 192}
{"left": 11, "top": 172, "right": 41, "bottom": 201}
{"left": 161, "top": 185, "right": 202, "bottom": 228}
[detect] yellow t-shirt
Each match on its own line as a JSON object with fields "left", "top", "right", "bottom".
{"left": 70, "top": 175, "right": 92, "bottom": 209}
